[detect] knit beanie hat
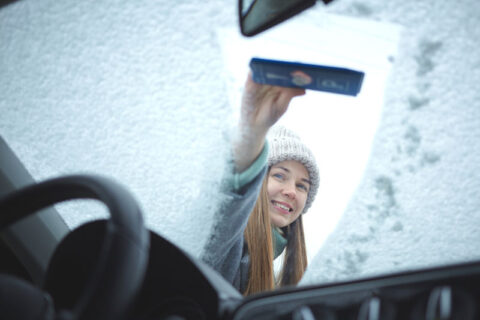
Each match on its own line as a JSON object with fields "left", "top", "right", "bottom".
{"left": 267, "top": 125, "right": 319, "bottom": 214}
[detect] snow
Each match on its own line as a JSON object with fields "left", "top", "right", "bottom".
{"left": 1, "top": 0, "right": 480, "bottom": 288}
{"left": 301, "top": 0, "right": 480, "bottom": 284}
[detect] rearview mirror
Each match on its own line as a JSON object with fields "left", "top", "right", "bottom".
{"left": 0, "top": 0, "right": 20, "bottom": 9}
{"left": 238, "top": 0, "right": 334, "bottom": 37}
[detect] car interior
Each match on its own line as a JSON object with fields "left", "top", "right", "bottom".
{"left": 1, "top": 0, "right": 479, "bottom": 319}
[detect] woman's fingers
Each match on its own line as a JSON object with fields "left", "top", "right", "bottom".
{"left": 240, "top": 75, "right": 307, "bottom": 137}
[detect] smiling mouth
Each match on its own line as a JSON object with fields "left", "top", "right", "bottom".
{"left": 272, "top": 201, "right": 293, "bottom": 213}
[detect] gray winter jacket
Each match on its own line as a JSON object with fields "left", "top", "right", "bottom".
{"left": 201, "top": 165, "right": 267, "bottom": 293}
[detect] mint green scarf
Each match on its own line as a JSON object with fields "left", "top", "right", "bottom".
{"left": 272, "top": 227, "right": 287, "bottom": 259}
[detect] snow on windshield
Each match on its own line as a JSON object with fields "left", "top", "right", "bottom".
{"left": 1, "top": 0, "right": 479, "bottom": 287}
{"left": 301, "top": 0, "right": 480, "bottom": 285}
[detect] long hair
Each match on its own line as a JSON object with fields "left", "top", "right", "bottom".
{"left": 243, "top": 173, "right": 308, "bottom": 296}
{"left": 277, "top": 216, "right": 307, "bottom": 287}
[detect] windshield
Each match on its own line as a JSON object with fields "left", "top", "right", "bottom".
{"left": 0, "top": 0, "right": 479, "bottom": 291}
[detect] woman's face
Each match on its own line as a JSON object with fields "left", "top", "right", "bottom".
{"left": 267, "top": 160, "right": 310, "bottom": 228}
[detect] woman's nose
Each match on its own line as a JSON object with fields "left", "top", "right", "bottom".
{"left": 282, "top": 183, "right": 296, "bottom": 199}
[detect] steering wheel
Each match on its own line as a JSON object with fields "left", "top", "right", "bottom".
{"left": 0, "top": 175, "right": 149, "bottom": 320}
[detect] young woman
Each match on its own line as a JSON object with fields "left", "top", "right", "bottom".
{"left": 201, "top": 73, "right": 319, "bottom": 296}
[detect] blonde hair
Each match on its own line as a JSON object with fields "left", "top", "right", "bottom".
{"left": 243, "top": 172, "right": 308, "bottom": 296}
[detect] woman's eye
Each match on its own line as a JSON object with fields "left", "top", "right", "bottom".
{"left": 272, "top": 173, "right": 284, "bottom": 179}
{"left": 297, "top": 184, "right": 308, "bottom": 192}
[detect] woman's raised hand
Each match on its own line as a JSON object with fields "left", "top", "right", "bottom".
{"left": 234, "top": 72, "right": 305, "bottom": 172}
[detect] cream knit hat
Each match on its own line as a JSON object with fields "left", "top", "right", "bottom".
{"left": 267, "top": 125, "right": 319, "bottom": 214}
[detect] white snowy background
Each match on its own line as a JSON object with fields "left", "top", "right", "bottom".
{"left": 1, "top": 0, "right": 479, "bottom": 287}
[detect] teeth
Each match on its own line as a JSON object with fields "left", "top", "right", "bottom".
{"left": 274, "top": 202, "right": 292, "bottom": 211}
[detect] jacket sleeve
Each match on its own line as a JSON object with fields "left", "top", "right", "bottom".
{"left": 200, "top": 165, "right": 267, "bottom": 290}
